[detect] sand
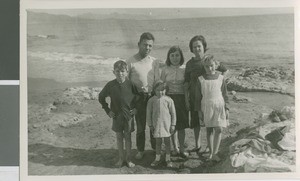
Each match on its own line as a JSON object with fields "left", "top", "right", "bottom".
{"left": 27, "top": 75, "right": 294, "bottom": 175}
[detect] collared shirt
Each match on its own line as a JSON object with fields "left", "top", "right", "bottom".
{"left": 127, "top": 54, "right": 160, "bottom": 93}
{"left": 160, "top": 65, "right": 185, "bottom": 94}
{"left": 98, "top": 79, "right": 140, "bottom": 120}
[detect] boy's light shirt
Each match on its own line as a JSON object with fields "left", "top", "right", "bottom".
{"left": 127, "top": 55, "right": 160, "bottom": 93}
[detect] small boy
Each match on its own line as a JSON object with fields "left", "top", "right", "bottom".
{"left": 98, "top": 60, "right": 140, "bottom": 168}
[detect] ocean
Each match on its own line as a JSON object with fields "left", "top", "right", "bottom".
{"left": 27, "top": 13, "right": 294, "bottom": 83}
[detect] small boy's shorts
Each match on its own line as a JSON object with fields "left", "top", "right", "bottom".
{"left": 112, "top": 114, "right": 134, "bottom": 133}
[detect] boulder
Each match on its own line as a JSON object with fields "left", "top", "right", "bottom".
{"left": 54, "top": 87, "right": 102, "bottom": 105}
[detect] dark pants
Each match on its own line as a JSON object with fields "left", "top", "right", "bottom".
{"left": 135, "top": 93, "right": 156, "bottom": 152}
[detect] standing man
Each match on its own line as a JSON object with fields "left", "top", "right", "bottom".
{"left": 127, "top": 32, "right": 160, "bottom": 159}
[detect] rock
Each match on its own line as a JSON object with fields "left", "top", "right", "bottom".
{"left": 279, "top": 114, "right": 288, "bottom": 121}
{"left": 91, "top": 92, "right": 99, "bottom": 100}
{"left": 83, "top": 92, "right": 91, "bottom": 100}
{"left": 33, "top": 124, "right": 39, "bottom": 128}
{"left": 280, "top": 106, "right": 295, "bottom": 119}
{"left": 231, "top": 91, "right": 237, "bottom": 96}
{"left": 271, "top": 115, "right": 281, "bottom": 123}
{"left": 45, "top": 104, "right": 57, "bottom": 113}
{"left": 254, "top": 113, "right": 270, "bottom": 124}
{"left": 233, "top": 95, "right": 251, "bottom": 103}
{"left": 226, "top": 67, "right": 294, "bottom": 95}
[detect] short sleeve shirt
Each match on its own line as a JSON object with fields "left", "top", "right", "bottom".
{"left": 127, "top": 54, "right": 160, "bottom": 93}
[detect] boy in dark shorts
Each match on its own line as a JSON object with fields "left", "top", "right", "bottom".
{"left": 98, "top": 60, "right": 140, "bottom": 168}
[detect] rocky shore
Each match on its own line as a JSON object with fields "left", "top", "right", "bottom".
{"left": 227, "top": 66, "right": 294, "bottom": 95}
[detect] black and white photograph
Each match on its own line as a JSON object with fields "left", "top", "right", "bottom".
{"left": 20, "top": 0, "right": 299, "bottom": 180}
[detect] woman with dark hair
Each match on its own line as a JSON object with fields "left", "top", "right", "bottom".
{"left": 184, "top": 35, "right": 228, "bottom": 155}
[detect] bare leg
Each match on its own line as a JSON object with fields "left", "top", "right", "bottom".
{"left": 206, "top": 127, "right": 214, "bottom": 159}
{"left": 116, "top": 132, "right": 124, "bottom": 167}
{"left": 171, "top": 131, "right": 179, "bottom": 154}
{"left": 151, "top": 138, "right": 162, "bottom": 166}
{"left": 124, "top": 132, "right": 131, "bottom": 162}
{"left": 178, "top": 129, "right": 186, "bottom": 153}
{"left": 193, "top": 126, "right": 201, "bottom": 150}
{"left": 155, "top": 138, "right": 162, "bottom": 159}
{"left": 124, "top": 132, "right": 135, "bottom": 167}
{"left": 213, "top": 127, "right": 223, "bottom": 155}
{"left": 164, "top": 137, "right": 173, "bottom": 167}
{"left": 164, "top": 137, "right": 171, "bottom": 156}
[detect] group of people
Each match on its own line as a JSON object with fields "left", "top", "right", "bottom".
{"left": 98, "top": 32, "right": 229, "bottom": 168}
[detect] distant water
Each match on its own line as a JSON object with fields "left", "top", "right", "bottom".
{"left": 27, "top": 13, "right": 294, "bottom": 82}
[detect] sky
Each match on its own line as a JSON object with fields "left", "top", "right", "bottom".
{"left": 30, "top": 7, "right": 293, "bottom": 19}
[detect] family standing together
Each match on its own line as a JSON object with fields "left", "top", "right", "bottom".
{"left": 98, "top": 32, "right": 229, "bottom": 168}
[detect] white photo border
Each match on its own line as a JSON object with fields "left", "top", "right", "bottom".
{"left": 20, "top": 0, "right": 300, "bottom": 180}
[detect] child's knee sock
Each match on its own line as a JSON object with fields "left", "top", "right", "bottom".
{"left": 165, "top": 154, "right": 171, "bottom": 162}
{"left": 155, "top": 154, "right": 161, "bottom": 161}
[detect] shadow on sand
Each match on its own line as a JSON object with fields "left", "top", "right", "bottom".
{"left": 28, "top": 143, "right": 164, "bottom": 170}
{"left": 29, "top": 143, "right": 120, "bottom": 168}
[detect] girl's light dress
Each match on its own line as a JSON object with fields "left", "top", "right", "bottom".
{"left": 198, "top": 74, "right": 228, "bottom": 127}
{"left": 146, "top": 95, "right": 176, "bottom": 138}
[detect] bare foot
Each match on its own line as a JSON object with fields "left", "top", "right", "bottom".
{"left": 207, "top": 154, "right": 213, "bottom": 160}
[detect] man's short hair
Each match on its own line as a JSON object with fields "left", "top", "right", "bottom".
{"left": 139, "top": 32, "right": 155, "bottom": 43}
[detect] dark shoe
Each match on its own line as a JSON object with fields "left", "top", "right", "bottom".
{"left": 189, "top": 147, "right": 201, "bottom": 153}
{"left": 179, "top": 152, "right": 189, "bottom": 159}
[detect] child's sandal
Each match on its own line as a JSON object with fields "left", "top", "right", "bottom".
{"left": 166, "top": 161, "right": 173, "bottom": 168}
{"left": 179, "top": 152, "right": 189, "bottom": 159}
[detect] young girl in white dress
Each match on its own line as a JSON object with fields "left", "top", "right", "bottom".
{"left": 146, "top": 81, "right": 176, "bottom": 167}
{"left": 195, "top": 55, "right": 229, "bottom": 161}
